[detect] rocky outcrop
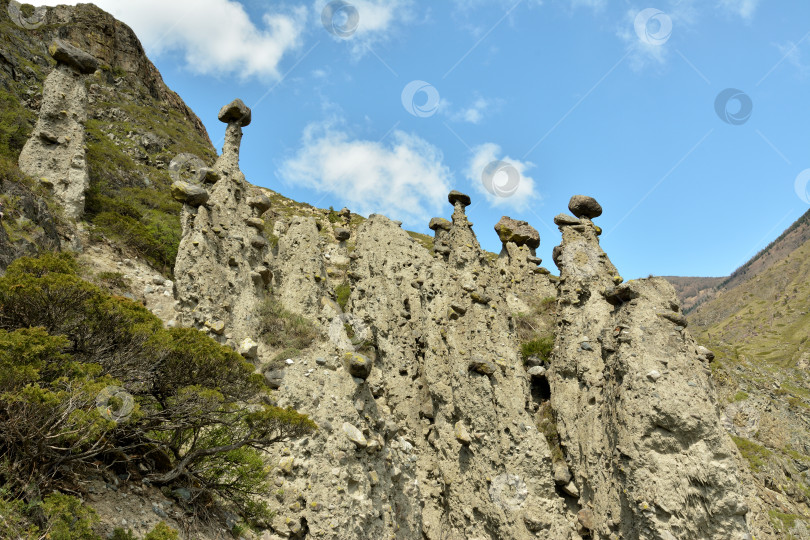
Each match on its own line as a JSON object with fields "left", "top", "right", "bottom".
{"left": 494, "top": 216, "right": 555, "bottom": 301}
{"left": 548, "top": 196, "right": 752, "bottom": 539}
{"left": 173, "top": 100, "right": 270, "bottom": 348}
{"left": 18, "top": 40, "right": 96, "bottom": 220}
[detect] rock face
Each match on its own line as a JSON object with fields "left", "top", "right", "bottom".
{"left": 548, "top": 196, "right": 751, "bottom": 539}
{"left": 18, "top": 40, "right": 96, "bottom": 220}
{"left": 256, "top": 192, "right": 571, "bottom": 539}
{"left": 173, "top": 100, "right": 270, "bottom": 348}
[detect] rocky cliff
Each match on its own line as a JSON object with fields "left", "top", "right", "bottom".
{"left": 1, "top": 2, "right": 801, "bottom": 539}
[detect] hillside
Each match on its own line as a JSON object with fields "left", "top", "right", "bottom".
{"left": 660, "top": 275, "right": 725, "bottom": 312}
{"left": 685, "top": 215, "right": 810, "bottom": 537}
{"left": 665, "top": 209, "right": 810, "bottom": 314}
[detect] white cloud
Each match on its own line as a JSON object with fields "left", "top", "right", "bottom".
{"left": 279, "top": 121, "right": 453, "bottom": 226}
{"left": 314, "top": 0, "right": 414, "bottom": 59}
{"left": 718, "top": 0, "right": 760, "bottom": 20}
{"left": 442, "top": 96, "right": 502, "bottom": 124}
{"left": 37, "top": 0, "right": 307, "bottom": 80}
{"left": 466, "top": 143, "right": 539, "bottom": 210}
{"left": 777, "top": 41, "right": 810, "bottom": 79}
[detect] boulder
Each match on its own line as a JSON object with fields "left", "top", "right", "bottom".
{"left": 428, "top": 217, "right": 451, "bottom": 231}
{"left": 239, "top": 337, "right": 258, "bottom": 359}
{"left": 171, "top": 181, "right": 209, "bottom": 206}
{"left": 247, "top": 193, "right": 271, "bottom": 214}
{"left": 334, "top": 227, "right": 351, "bottom": 241}
{"left": 469, "top": 358, "right": 497, "bottom": 376}
{"left": 342, "top": 422, "right": 367, "bottom": 448}
{"left": 343, "top": 351, "right": 373, "bottom": 380}
{"left": 264, "top": 369, "right": 285, "bottom": 389}
{"left": 553, "top": 213, "right": 581, "bottom": 226}
{"left": 553, "top": 462, "right": 572, "bottom": 485}
{"left": 48, "top": 39, "right": 98, "bottom": 74}
{"left": 494, "top": 216, "right": 540, "bottom": 249}
{"left": 454, "top": 421, "right": 472, "bottom": 445}
{"left": 568, "top": 195, "right": 602, "bottom": 219}
{"left": 218, "top": 98, "right": 251, "bottom": 126}
{"left": 448, "top": 190, "right": 471, "bottom": 207}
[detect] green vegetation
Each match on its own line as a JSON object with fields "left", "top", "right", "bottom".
{"left": 257, "top": 296, "right": 319, "bottom": 365}
{"left": 536, "top": 402, "right": 564, "bottom": 463}
{"left": 0, "top": 254, "right": 315, "bottom": 532}
{"left": 768, "top": 510, "right": 801, "bottom": 538}
{"left": 732, "top": 390, "right": 749, "bottom": 402}
{"left": 407, "top": 229, "right": 434, "bottom": 252}
{"left": 0, "top": 491, "right": 100, "bottom": 540}
{"left": 521, "top": 336, "right": 554, "bottom": 364}
{"left": 335, "top": 281, "right": 351, "bottom": 310}
{"left": 515, "top": 296, "right": 557, "bottom": 364}
{"left": 0, "top": 90, "right": 35, "bottom": 160}
{"left": 143, "top": 522, "right": 180, "bottom": 540}
{"left": 731, "top": 435, "right": 772, "bottom": 473}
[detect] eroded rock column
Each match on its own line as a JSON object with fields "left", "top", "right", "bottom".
{"left": 548, "top": 195, "right": 751, "bottom": 539}
{"left": 18, "top": 40, "right": 98, "bottom": 220}
{"left": 173, "top": 99, "right": 272, "bottom": 351}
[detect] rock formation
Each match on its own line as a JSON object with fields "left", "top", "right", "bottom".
{"left": 165, "top": 104, "right": 758, "bottom": 539}
{"left": 173, "top": 99, "right": 271, "bottom": 350}
{"left": 548, "top": 196, "right": 751, "bottom": 539}
{"left": 18, "top": 39, "right": 97, "bottom": 219}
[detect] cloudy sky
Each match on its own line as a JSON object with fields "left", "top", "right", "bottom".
{"left": 34, "top": 0, "right": 810, "bottom": 277}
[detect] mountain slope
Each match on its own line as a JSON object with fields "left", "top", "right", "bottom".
{"left": 686, "top": 215, "right": 810, "bottom": 537}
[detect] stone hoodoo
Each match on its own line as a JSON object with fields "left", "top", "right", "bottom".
{"left": 18, "top": 39, "right": 98, "bottom": 220}
{"left": 547, "top": 195, "right": 751, "bottom": 539}
{"left": 173, "top": 99, "right": 272, "bottom": 351}
{"left": 494, "top": 216, "right": 555, "bottom": 299}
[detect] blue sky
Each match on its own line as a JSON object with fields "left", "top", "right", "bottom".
{"left": 38, "top": 0, "right": 810, "bottom": 278}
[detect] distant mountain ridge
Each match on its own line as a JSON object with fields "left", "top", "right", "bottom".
{"left": 664, "top": 208, "right": 810, "bottom": 313}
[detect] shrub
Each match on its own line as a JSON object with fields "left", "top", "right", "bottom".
{"left": 335, "top": 281, "right": 351, "bottom": 310}
{"left": 40, "top": 493, "right": 100, "bottom": 540}
{"left": 0, "top": 254, "right": 316, "bottom": 525}
{"left": 521, "top": 336, "right": 554, "bottom": 364}
{"left": 144, "top": 522, "right": 179, "bottom": 540}
{"left": 257, "top": 297, "right": 318, "bottom": 352}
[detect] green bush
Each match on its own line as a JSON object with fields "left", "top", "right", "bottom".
{"left": 520, "top": 336, "right": 554, "bottom": 364}
{"left": 0, "top": 254, "right": 316, "bottom": 524}
{"left": 40, "top": 493, "right": 100, "bottom": 540}
{"left": 335, "top": 282, "right": 351, "bottom": 310}
{"left": 257, "top": 297, "right": 318, "bottom": 353}
{"left": 110, "top": 528, "right": 138, "bottom": 540}
{"left": 144, "top": 522, "right": 179, "bottom": 540}
{"left": 0, "top": 90, "right": 34, "bottom": 160}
